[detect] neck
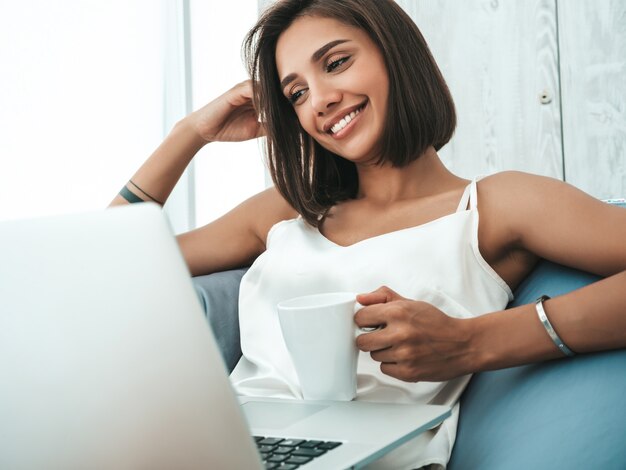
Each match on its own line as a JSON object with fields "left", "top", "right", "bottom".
{"left": 354, "top": 146, "right": 465, "bottom": 204}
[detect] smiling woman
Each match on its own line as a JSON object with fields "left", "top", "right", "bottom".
{"left": 273, "top": 17, "right": 391, "bottom": 207}
{"left": 108, "top": 0, "right": 626, "bottom": 469}
{"left": 246, "top": 1, "right": 455, "bottom": 225}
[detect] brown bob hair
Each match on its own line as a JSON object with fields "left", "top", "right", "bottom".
{"left": 244, "top": 0, "right": 456, "bottom": 227}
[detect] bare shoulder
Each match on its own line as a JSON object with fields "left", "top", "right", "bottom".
{"left": 477, "top": 170, "right": 611, "bottom": 223}
{"left": 479, "top": 170, "right": 568, "bottom": 201}
{"left": 177, "top": 186, "right": 297, "bottom": 276}
{"left": 477, "top": 171, "right": 626, "bottom": 276}
{"left": 241, "top": 186, "right": 299, "bottom": 245}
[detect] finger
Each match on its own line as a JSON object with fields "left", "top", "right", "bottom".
{"left": 355, "top": 327, "right": 393, "bottom": 352}
{"left": 354, "top": 302, "right": 390, "bottom": 329}
{"left": 255, "top": 121, "right": 266, "bottom": 138}
{"left": 381, "top": 361, "right": 421, "bottom": 382}
{"left": 235, "top": 79, "right": 253, "bottom": 96}
{"left": 227, "top": 82, "right": 255, "bottom": 107}
{"left": 369, "top": 346, "right": 398, "bottom": 363}
{"left": 356, "top": 285, "right": 405, "bottom": 306}
{"left": 380, "top": 362, "right": 411, "bottom": 381}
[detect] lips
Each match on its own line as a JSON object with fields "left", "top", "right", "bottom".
{"left": 323, "top": 100, "right": 368, "bottom": 135}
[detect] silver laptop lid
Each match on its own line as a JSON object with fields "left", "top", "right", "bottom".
{"left": 0, "top": 205, "right": 262, "bottom": 469}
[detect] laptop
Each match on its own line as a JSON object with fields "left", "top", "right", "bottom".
{"left": 0, "top": 204, "right": 450, "bottom": 469}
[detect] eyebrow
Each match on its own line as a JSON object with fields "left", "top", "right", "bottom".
{"left": 279, "top": 39, "right": 351, "bottom": 91}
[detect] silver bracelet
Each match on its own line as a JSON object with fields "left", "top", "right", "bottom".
{"left": 535, "top": 295, "right": 575, "bottom": 357}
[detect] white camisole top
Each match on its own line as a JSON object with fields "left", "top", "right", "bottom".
{"left": 230, "top": 179, "right": 513, "bottom": 469}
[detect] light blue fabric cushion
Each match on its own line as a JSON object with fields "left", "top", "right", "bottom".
{"left": 192, "top": 268, "right": 246, "bottom": 372}
{"left": 448, "top": 261, "right": 626, "bottom": 469}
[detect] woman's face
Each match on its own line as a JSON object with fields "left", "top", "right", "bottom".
{"left": 275, "top": 15, "right": 389, "bottom": 164}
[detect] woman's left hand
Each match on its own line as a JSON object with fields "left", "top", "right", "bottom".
{"left": 355, "top": 286, "right": 476, "bottom": 382}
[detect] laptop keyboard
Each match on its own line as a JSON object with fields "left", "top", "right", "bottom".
{"left": 253, "top": 436, "right": 343, "bottom": 469}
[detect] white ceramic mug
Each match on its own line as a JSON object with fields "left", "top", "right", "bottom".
{"left": 277, "top": 292, "right": 361, "bottom": 401}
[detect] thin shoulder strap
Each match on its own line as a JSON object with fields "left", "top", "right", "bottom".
{"left": 455, "top": 178, "right": 479, "bottom": 212}
{"left": 469, "top": 178, "right": 479, "bottom": 210}
{"left": 456, "top": 182, "right": 472, "bottom": 212}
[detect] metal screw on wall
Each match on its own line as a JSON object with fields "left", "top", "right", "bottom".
{"left": 539, "top": 90, "right": 553, "bottom": 104}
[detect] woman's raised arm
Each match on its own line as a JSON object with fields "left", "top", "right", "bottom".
{"left": 109, "top": 80, "right": 263, "bottom": 208}
{"left": 108, "top": 81, "right": 296, "bottom": 276}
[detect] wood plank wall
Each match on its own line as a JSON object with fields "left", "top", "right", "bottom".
{"left": 396, "top": 0, "right": 625, "bottom": 198}
{"left": 558, "top": 0, "right": 626, "bottom": 199}
{"left": 397, "top": 0, "right": 563, "bottom": 180}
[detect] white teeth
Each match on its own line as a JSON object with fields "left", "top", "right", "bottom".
{"left": 330, "top": 106, "right": 362, "bottom": 134}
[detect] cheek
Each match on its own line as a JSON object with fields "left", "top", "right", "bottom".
{"left": 371, "top": 75, "right": 389, "bottom": 105}
{"left": 367, "top": 63, "right": 389, "bottom": 111}
{"left": 295, "top": 108, "right": 317, "bottom": 135}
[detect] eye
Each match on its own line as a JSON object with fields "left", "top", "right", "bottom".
{"left": 288, "top": 88, "right": 307, "bottom": 104}
{"left": 325, "top": 55, "right": 350, "bottom": 72}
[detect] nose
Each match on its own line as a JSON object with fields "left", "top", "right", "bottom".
{"left": 310, "top": 80, "right": 341, "bottom": 116}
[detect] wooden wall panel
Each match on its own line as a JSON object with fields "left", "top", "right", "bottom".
{"left": 558, "top": 0, "right": 626, "bottom": 199}
{"left": 396, "top": 0, "right": 563, "bottom": 180}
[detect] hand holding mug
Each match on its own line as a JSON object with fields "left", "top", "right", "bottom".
{"left": 355, "top": 286, "right": 475, "bottom": 382}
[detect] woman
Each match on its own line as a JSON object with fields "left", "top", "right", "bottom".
{"left": 110, "top": 0, "right": 626, "bottom": 468}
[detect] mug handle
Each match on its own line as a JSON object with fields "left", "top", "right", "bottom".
{"left": 353, "top": 301, "right": 382, "bottom": 335}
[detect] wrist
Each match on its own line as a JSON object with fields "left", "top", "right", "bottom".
{"left": 173, "top": 116, "right": 212, "bottom": 149}
{"left": 464, "top": 315, "right": 494, "bottom": 373}
{"left": 470, "top": 304, "right": 565, "bottom": 373}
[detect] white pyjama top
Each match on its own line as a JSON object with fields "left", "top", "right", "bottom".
{"left": 230, "top": 179, "right": 513, "bottom": 469}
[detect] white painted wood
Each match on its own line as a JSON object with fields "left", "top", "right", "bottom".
{"left": 396, "top": 0, "right": 563, "bottom": 180}
{"left": 163, "top": 0, "right": 195, "bottom": 234}
{"left": 558, "top": 0, "right": 626, "bottom": 199}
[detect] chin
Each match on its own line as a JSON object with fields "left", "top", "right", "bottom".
{"left": 336, "top": 145, "right": 381, "bottom": 164}
{"left": 313, "top": 134, "right": 380, "bottom": 164}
